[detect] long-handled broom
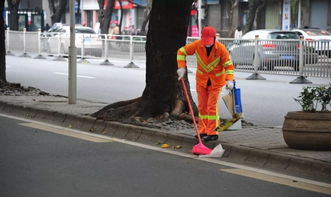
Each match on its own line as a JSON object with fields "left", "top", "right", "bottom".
{"left": 181, "top": 78, "right": 225, "bottom": 157}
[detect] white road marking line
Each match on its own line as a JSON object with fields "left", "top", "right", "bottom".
{"left": 222, "top": 168, "right": 331, "bottom": 195}
{"left": 0, "top": 112, "right": 330, "bottom": 191}
{"left": 54, "top": 72, "right": 95, "bottom": 79}
{"left": 19, "top": 122, "right": 113, "bottom": 143}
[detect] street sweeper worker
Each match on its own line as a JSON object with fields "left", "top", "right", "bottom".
{"left": 177, "top": 26, "right": 235, "bottom": 142}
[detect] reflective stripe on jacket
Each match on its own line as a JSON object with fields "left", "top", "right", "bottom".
{"left": 177, "top": 40, "right": 234, "bottom": 88}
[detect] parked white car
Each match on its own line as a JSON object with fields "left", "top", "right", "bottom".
{"left": 43, "top": 24, "right": 103, "bottom": 57}
{"left": 292, "top": 28, "right": 331, "bottom": 57}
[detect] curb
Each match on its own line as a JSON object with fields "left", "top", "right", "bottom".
{"left": 0, "top": 100, "right": 330, "bottom": 182}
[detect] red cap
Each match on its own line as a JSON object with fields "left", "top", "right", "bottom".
{"left": 201, "top": 26, "right": 216, "bottom": 45}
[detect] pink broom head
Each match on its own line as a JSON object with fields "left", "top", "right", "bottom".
{"left": 192, "top": 143, "right": 212, "bottom": 155}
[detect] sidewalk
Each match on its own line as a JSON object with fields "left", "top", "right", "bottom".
{"left": 0, "top": 95, "right": 330, "bottom": 183}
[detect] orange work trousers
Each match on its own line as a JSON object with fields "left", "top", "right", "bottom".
{"left": 197, "top": 83, "right": 222, "bottom": 135}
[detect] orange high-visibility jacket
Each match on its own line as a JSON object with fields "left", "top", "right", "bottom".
{"left": 177, "top": 40, "right": 234, "bottom": 88}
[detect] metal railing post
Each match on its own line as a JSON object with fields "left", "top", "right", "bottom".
{"left": 246, "top": 35, "right": 265, "bottom": 80}
{"left": 124, "top": 35, "right": 139, "bottom": 68}
{"left": 58, "top": 33, "right": 61, "bottom": 55}
{"left": 78, "top": 33, "right": 89, "bottom": 63}
{"left": 290, "top": 35, "right": 312, "bottom": 84}
{"left": 20, "top": 28, "right": 30, "bottom": 57}
{"left": 6, "top": 27, "right": 14, "bottom": 55}
{"left": 54, "top": 33, "right": 66, "bottom": 61}
{"left": 100, "top": 34, "right": 113, "bottom": 65}
{"left": 34, "top": 29, "right": 46, "bottom": 59}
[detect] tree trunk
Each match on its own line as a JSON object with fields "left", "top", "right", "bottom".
{"left": 7, "top": 0, "right": 21, "bottom": 31}
{"left": 244, "top": 0, "right": 258, "bottom": 32}
{"left": 255, "top": 0, "right": 266, "bottom": 29}
{"left": 140, "top": 0, "right": 152, "bottom": 35}
{"left": 203, "top": 0, "right": 208, "bottom": 27}
{"left": 92, "top": 0, "right": 196, "bottom": 123}
{"left": 50, "top": 0, "right": 67, "bottom": 24}
{"left": 99, "top": 0, "right": 115, "bottom": 34}
{"left": 118, "top": 0, "right": 123, "bottom": 35}
{"left": 49, "top": 0, "right": 56, "bottom": 15}
{"left": 227, "top": 0, "right": 239, "bottom": 38}
{"left": 97, "top": 0, "right": 105, "bottom": 29}
{"left": 0, "top": 0, "right": 6, "bottom": 83}
{"left": 244, "top": 0, "right": 265, "bottom": 33}
{"left": 76, "top": 0, "right": 81, "bottom": 24}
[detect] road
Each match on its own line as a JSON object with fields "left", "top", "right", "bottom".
{"left": 0, "top": 114, "right": 329, "bottom": 197}
{"left": 5, "top": 55, "right": 330, "bottom": 127}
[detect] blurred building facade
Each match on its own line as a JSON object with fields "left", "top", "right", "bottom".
{"left": 204, "top": 0, "right": 331, "bottom": 37}
{"left": 4, "top": 0, "right": 331, "bottom": 35}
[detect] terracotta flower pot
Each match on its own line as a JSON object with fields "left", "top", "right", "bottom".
{"left": 282, "top": 111, "right": 331, "bottom": 150}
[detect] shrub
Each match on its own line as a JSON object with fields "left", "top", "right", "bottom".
{"left": 295, "top": 85, "right": 331, "bottom": 112}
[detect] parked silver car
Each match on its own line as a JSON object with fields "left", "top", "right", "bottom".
{"left": 228, "top": 29, "right": 318, "bottom": 71}
{"left": 43, "top": 23, "right": 103, "bottom": 57}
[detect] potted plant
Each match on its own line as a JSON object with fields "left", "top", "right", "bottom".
{"left": 282, "top": 85, "right": 331, "bottom": 150}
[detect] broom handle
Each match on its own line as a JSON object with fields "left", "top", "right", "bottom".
{"left": 181, "top": 78, "right": 202, "bottom": 144}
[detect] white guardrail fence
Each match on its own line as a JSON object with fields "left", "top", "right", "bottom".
{"left": 5, "top": 29, "right": 331, "bottom": 78}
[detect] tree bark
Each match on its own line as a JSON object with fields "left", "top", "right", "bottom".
{"left": 98, "top": 0, "right": 115, "bottom": 34}
{"left": 0, "top": 0, "right": 6, "bottom": 83}
{"left": 244, "top": 0, "right": 265, "bottom": 33}
{"left": 118, "top": 0, "right": 123, "bottom": 35}
{"left": 227, "top": 0, "right": 239, "bottom": 38}
{"left": 76, "top": 0, "right": 81, "bottom": 24}
{"left": 92, "top": 0, "right": 197, "bottom": 123}
{"left": 49, "top": 0, "right": 67, "bottom": 24}
{"left": 7, "top": 0, "right": 21, "bottom": 31}
{"left": 140, "top": 0, "right": 152, "bottom": 35}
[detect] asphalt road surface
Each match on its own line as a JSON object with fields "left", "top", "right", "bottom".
{"left": 0, "top": 114, "right": 330, "bottom": 197}
{"left": 5, "top": 55, "right": 330, "bottom": 127}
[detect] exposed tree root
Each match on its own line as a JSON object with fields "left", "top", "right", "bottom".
{"left": 92, "top": 95, "right": 195, "bottom": 126}
{"left": 91, "top": 97, "right": 142, "bottom": 121}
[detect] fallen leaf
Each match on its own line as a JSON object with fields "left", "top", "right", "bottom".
{"left": 160, "top": 144, "right": 170, "bottom": 148}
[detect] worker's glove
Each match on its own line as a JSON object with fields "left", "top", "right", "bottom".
{"left": 177, "top": 68, "right": 186, "bottom": 80}
{"left": 226, "top": 80, "right": 234, "bottom": 90}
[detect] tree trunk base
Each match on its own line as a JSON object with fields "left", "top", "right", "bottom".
{"left": 91, "top": 96, "right": 193, "bottom": 125}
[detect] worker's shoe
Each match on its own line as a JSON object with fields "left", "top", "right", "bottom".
{"left": 202, "top": 135, "right": 218, "bottom": 142}
{"left": 194, "top": 133, "right": 207, "bottom": 139}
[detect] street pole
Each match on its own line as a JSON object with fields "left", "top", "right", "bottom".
{"left": 69, "top": 0, "right": 77, "bottom": 104}
{"left": 298, "top": 0, "right": 302, "bottom": 28}
{"left": 198, "top": 0, "right": 202, "bottom": 37}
